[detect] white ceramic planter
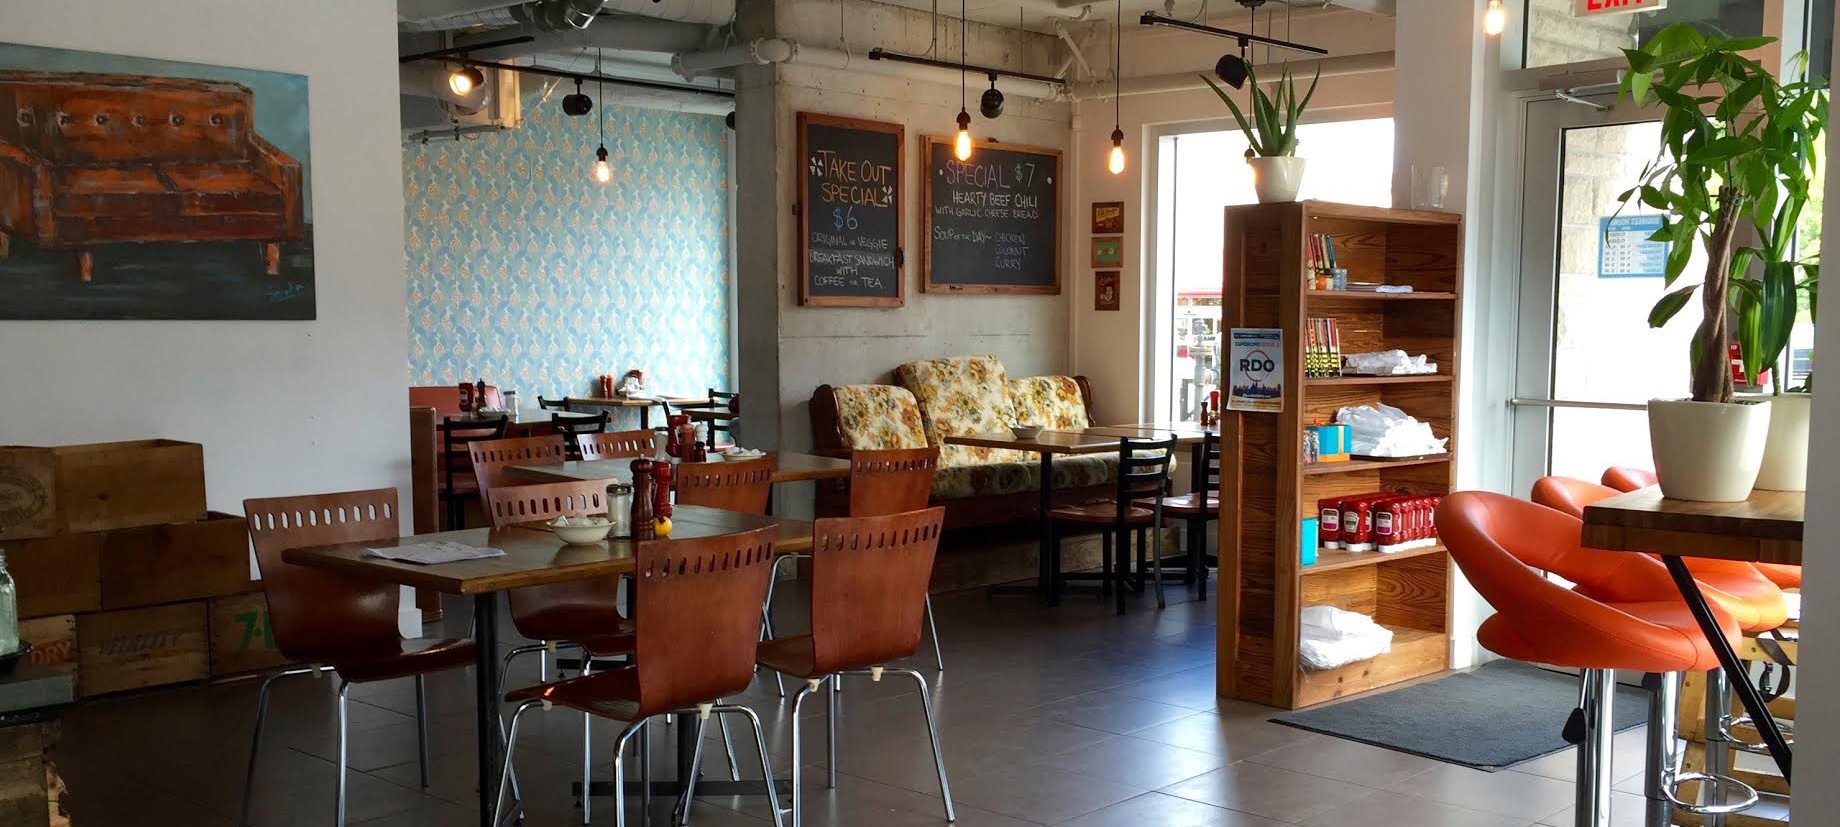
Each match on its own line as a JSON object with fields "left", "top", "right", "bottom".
{"left": 1249, "top": 156, "right": 1306, "bottom": 203}
{"left": 1739, "top": 392, "right": 1810, "bottom": 491}
{"left": 1647, "top": 399, "right": 1772, "bottom": 502}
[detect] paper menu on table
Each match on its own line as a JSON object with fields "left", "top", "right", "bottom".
{"left": 363, "top": 541, "right": 506, "bottom": 565}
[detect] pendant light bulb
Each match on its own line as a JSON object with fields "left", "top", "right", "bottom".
{"left": 448, "top": 65, "right": 485, "bottom": 96}
{"left": 1108, "top": 128, "right": 1126, "bottom": 176}
{"left": 954, "top": 110, "right": 974, "bottom": 161}
{"left": 592, "top": 146, "right": 612, "bottom": 183}
{"left": 1483, "top": 0, "right": 1507, "bottom": 37}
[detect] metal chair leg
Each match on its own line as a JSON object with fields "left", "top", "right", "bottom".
{"left": 788, "top": 681, "right": 821, "bottom": 827}
{"left": 1150, "top": 522, "right": 1166, "bottom": 610}
{"left": 827, "top": 677, "right": 839, "bottom": 789}
{"left": 1575, "top": 668, "right": 1615, "bottom": 827}
{"left": 415, "top": 675, "right": 432, "bottom": 788}
{"left": 581, "top": 656, "right": 595, "bottom": 824}
{"left": 761, "top": 554, "right": 796, "bottom": 699}
{"left": 923, "top": 595, "right": 944, "bottom": 671}
{"left": 496, "top": 700, "right": 542, "bottom": 827}
{"left": 639, "top": 719, "right": 653, "bottom": 825}
{"left": 896, "top": 669, "right": 955, "bottom": 822}
{"left": 336, "top": 680, "right": 353, "bottom": 827}
{"left": 609, "top": 722, "right": 649, "bottom": 827}
{"left": 239, "top": 666, "right": 321, "bottom": 827}
{"left": 719, "top": 704, "right": 786, "bottom": 827}
{"left": 715, "top": 705, "right": 741, "bottom": 781}
{"left": 675, "top": 714, "right": 708, "bottom": 826}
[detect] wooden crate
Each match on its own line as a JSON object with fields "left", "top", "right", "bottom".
{"left": 76, "top": 603, "right": 207, "bottom": 697}
{"left": 208, "top": 592, "right": 291, "bottom": 677}
{"left": 100, "top": 512, "right": 251, "bottom": 610}
{"left": 6, "top": 536, "right": 100, "bottom": 619}
{"left": 16, "top": 618, "right": 75, "bottom": 681}
{"left": 0, "top": 722, "right": 54, "bottom": 827}
{"left": 0, "top": 440, "right": 206, "bottom": 541}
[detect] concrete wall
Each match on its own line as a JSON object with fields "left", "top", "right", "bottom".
{"left": 0, "top": 0, "right": 411, "bottom": 518}
{"left": 736, "top": 0, "right": 1074, "bottom": 515}
{"left": 1069, "top": 8, "right": 1396, "bottom": 423}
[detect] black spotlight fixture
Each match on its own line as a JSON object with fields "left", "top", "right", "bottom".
{"left": 1214, "top": 40, "right": 1250, "bottom": 89}
{"left": 979, "top": 73, "right": 1005, "bottom": 119}
{"left": 561, "top": 78, "right": 593, "bottom": 116}
{"left": 447, "top": 64, "right": 486, "bottom": 96}
{"left": 724, "top": 111, "right": 736, "bottom": 130}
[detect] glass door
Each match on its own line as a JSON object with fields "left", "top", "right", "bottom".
{"left": 1509, "top": 94, "right": 1686, "bottom": 493}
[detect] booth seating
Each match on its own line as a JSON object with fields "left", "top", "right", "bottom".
{"left": 409, "top": 384, "right": 503, "bottom": 414}
{"left": 810, "top": 354, "right": 1116, "bottom": 527}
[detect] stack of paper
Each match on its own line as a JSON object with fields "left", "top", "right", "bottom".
{"left": 364, "top": 541, "right": 506, "bottom": 565}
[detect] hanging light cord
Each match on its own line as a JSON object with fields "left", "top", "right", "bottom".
{"left": 1114, "top": 0, "right": 1122, "bottom": 127}
{"left": 960, "top": 0, "right": 967, "bottom": 113}
{"left": 597, "top": 48, "right": 605, "bottom": 148}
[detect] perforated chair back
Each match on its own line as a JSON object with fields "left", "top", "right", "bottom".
{"left": 243, "top": 489, "right": 403, "bottom": 661}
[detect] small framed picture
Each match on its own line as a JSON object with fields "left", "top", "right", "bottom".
{"left": 1091, "top": 237, "right": 1123, "bottom": 268}
{"left": 1095, "top": 271, "right": 1120, "bottom": 311}
{"left": 1091, "top": 201, "right": 1124, "bottom": 235}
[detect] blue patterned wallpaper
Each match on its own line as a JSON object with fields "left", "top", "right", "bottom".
{"left": 404, "top": 93, "right": 731, "bottom": 411}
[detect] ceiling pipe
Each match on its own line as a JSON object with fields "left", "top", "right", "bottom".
{"left": 456, "top": 15, "right": 713, "bottom": 58}
{"left": 1009, "top": 0, "right": 1094, "bottom": 19}
{"left": 672, "top": 38, "right": 797, "bottom": 80}
{"left": 1054, "top": 21, "right": 1095, "bottom": 82}
{"left": 402, "top": 0, "right": 734, "bottom": 31}
{"left": 1069, "top": 49, "right": 1392, "bottom": 99}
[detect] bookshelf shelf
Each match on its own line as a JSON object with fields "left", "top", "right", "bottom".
{"left": 1218, "top": 200, "right": 1462, "bottom": 711}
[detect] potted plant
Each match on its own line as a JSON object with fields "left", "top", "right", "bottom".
{"left": 1617, "top": 25, "right": 1824, "bottom": 501}
{"left": 1202, "top": 63, "right": 1320, "bottom": 203}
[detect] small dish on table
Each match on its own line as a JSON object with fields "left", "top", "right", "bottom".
{"left": 1010, "top": 424, "right": 1044, "bottom": 439}
{"left": 548, "top": 515, "right": 613, "bottom": 545}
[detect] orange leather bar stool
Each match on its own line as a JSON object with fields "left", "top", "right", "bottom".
{"left": 1603, "top": 467, "right": 1802, "bottom": 589}
{"left": 494, "top": 528, "right": 786, "bottom": 827}
{"left": 241, "top": 489, "right": 478, "bottom": 827}
{"left": 1439, "top": 492, "right": 1755, "bottom": 826}
{"left": 754, "top": 508, "right": 954, "bottom": 827}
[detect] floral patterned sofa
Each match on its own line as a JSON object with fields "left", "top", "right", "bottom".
{"left": 809, "top": 354, "right": 1119, "bottom": 528}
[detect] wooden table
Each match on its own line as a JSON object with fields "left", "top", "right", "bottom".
{"left": 509, "top": 452, "right": 850, "bottom": 486}
{"left": 946, "top": 424, "right": 1212, "bottom": 604}
{"left": 565, "top": 395, "right": 710, "bottom": 429}
{"left": 285, "top": 505, "right": 810, "bottom": 827}
{"left": 443, "top": 408, "right": 604, "bottom": 437}
{"left": 1581, "top": 486, "right": 1802, "bottom": 782}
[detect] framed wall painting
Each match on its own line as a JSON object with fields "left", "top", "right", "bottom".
{"left": 0, "top": 42, "right": 315, "bottom": 320}
{"left": 1094, "top": 271, "right": 1120, "bottom": 311}
{"left": 1091, "top": 201, "right": 1124, "bottom": 235}
{"left": 1090, "top": 237, "right": 1123, "bottom": 268}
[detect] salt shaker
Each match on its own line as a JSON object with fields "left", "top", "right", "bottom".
{"left": 605, "top": 482, "right": 634, "bottom": 537}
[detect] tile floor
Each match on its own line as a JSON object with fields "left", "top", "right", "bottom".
{"left": 49, "top": 579, "right": 1717, "bottom": 826}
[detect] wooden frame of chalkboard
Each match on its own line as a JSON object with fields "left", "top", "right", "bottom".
{"left": 921, "top": 135, "right": 1063, "bottom": 296}
{"left": 796, "top": 113, "right": 906, "bottom": 308}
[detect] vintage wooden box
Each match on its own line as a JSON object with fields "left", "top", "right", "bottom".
{"left": 207, "top": 592, "right": 290, "bottom": 677}
{"left": 99, "top": 512, "right": 251, "bottom": 610}
{"left": 0, "top": 440, "right": 206, "bottom": 541}
{"left": 16, "top": 617, "right": 75, "bottom": 681}
{"left": 75, "top": 602, "right": 207, "bottom": 697}
{"left": 0, "top": 720, "right": 55, "bottom": 827}
{"left": 6, "top": 537, "right": 101, "bottom": 620}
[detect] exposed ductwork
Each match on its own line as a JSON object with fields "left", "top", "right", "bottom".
{"left": 672, "top": 39, "right": 797, "bottom": 80}
{"left": 1069, "top": 50, "right": 1392, "bottom": 99}
{"left": 401, "top": 0, "right": 735, "bottom": 31}
{"left": 455, "top": 15, "right": 714, "bottom": 59}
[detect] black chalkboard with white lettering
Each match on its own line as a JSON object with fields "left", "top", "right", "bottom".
{"left": 797, "top": 113, "right": 904, "bottom": 307}
{"left": 923, "top": 137, "right": 1062, "bottom": 295}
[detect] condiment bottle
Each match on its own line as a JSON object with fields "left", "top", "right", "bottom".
{"left": 0, "top": 551, "right": 15, "bottom": 657}
{"left": 650, "top": 436, "right": 674, "bottom": 519}
{"left": 475, "top": 378, "right": 488, "bottom": 410}
{"left": 457, "top": 381, "right": 474, "bottom": 413}
{"left": 605, "top": 482, "right": 634, "bottom": 537}
{"left": 629, "top": 459, "right": 656, "bottom": 541}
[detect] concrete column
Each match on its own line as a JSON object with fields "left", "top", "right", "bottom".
{"left": 732, "top": 0, "right": 784, "bottom": 454}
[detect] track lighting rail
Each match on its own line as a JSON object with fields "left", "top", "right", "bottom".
{"left": 866, "top": 48, "right": 1067, "bottom": 87}
{"left": 1138, "top": 12, "right": 1327, "bottom": 56}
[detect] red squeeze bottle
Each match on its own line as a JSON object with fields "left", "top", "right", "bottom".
{"left": 1374, "top": 499, "right": 1398, "bottom": 553}
{"left": 1318, "top": 497, "right": 1344, "bottom": 549}
{"left": 1342, "top": 498, "right": 1371, "bottom": 552}
{"left": 651, "top": 459, "right": 673, "bottom": 519}
{"left": 457, "top": 381, "right": 473, "bottom": 413}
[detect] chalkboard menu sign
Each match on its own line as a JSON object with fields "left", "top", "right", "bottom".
{"left": 922, "top": 137, "right": 1062, "bottom": 295}
{"left": 797, "top": 113, "right": 905, "bottom": 307}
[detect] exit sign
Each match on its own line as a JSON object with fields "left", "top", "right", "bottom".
{"left": 1575, "top": 0, "right": 1666, "bottom": 15}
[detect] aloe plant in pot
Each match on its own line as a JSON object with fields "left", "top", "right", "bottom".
{"left": 1202, "top": 63, "right": 1320, "bottom": 203}
{"left": 1615, "top": 24, "right": 1826, "bottom": 500}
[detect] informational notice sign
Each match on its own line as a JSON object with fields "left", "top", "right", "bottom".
{"left": 1599, "top": 215, "right": 1668, "bottom": 278}
{"left": 1574, "top": 0, "right": 1666, "bottom": 17}
{"left": 1226, "top": 328, "right": 1284, "bottom": 413}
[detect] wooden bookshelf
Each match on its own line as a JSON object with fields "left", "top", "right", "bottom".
{"left": 1217, "top": 200, "right": 1461, "bottom": 710}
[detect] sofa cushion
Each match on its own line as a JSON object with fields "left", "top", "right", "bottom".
{"left": 930, "top": 454, "right": 1121, "bottom": 500}
{"left": 831, "top": 384, "right": 929, "bottom": 451}
{"left": 1008, "top": 376, "right": 1090, "bottom": 430}
{"left": 895, "top": 354, "right": 1029, "bottom": 466}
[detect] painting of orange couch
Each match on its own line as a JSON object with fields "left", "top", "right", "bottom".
{"left": 0, "top": 43, "right": 313, "bottom": 320}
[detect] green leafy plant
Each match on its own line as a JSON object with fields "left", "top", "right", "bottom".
{"left": 1616, "top": 24, "right": 1827, "bottom": 402}
{"left": 1201, "top": 63, "right": 1321, "bottom": 158}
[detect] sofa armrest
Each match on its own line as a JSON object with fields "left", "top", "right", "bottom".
{"left": 248, "top": 133, "right": 304, "bottom": 236}
{"left": 809, "top": 384, "right": 848, "bottom": 454}
{"left": 1073, "top": 375, "right": 1097, "bottom": 425}
{"left": 0, "top": 142, "right": 47, "bottom": 237}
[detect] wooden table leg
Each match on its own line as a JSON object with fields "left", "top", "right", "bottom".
{"left": 473, "top": 594, "right": 502, "bottom": 827}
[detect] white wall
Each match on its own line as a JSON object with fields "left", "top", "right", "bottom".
{"left": 0, "top": 1, "right": 411, "bottom": 519}
{"left": 1069, "top": 8, "right": 1395, "bottom": 423}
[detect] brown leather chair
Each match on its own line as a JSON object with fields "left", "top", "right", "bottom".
{"left": 240, "top": 489, "right": 476, "bottom": 827}
{"left": 675, "top": 455, "right": 774, "bottom": 514}
{"left": 763, "top": 446, "right": 944, "bottom": 696}
{"left": 495, "top": 528, "right": 786, "bottom": 827}
{"left": 1158, "top": 430, "right": 1219, "bottom": 599}
{"left": 755, "top": 508, "right": 954, "bottom": 827}
{"left": 577, "top": 428, "right": 655, "bottom": 461}
{"left": 468, "top": 435, "right": 567, "bottom": 492}
{"left": 1050, "top": 436, "right": 1177, "bottom": 613}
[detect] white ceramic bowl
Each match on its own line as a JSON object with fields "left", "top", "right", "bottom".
{"left": 549, "top": 516, "right": 613, "bottom": 544}
{"left": 1010, "top": 424, "right": 1044, "bottom": 439}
